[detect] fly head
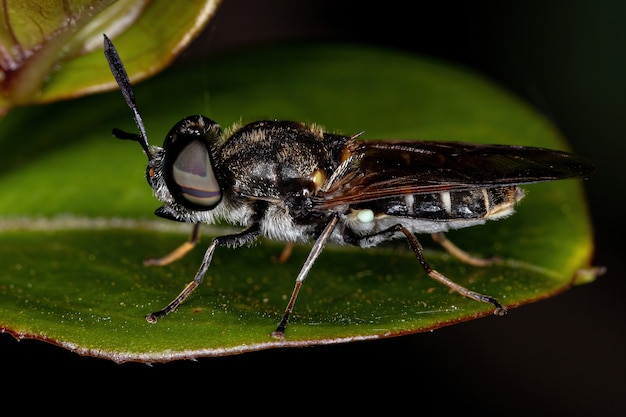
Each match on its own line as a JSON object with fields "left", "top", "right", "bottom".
{"left": 154, "top": 115, "right": 223, "bottom": 212}
{"left": 104, "top": 34, "right": 224, "bottom": 223}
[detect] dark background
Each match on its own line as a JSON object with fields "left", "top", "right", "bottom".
{"left": 2, "top": 1, "right": 623, "bottom": 414}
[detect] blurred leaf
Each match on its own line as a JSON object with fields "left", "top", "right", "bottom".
{"left": 0, "top": 0, "right": 222, "bottom": 114}
{"left": 0, "top": 43, "right": 599, "bottom": 363}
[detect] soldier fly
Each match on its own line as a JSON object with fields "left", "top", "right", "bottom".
{"left": 103, "top": 34, "right": 594, "bottom": 338}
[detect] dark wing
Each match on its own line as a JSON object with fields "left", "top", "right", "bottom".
{"left": 313, "top": 140, "right": 595, "bottom": 209}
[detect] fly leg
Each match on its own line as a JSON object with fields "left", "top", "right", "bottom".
{"left": 274, "top": 241, "right": 295, "bottom": 263}
{"left": 346, "top": 225, "right": 507, "bottom": 316}
{"left": 271, "top": 215, "right": 339, "bottom": 339}
{"left": 144, "top": 223, "right": 201, "bottom": 266}
{"left": 146, "top": 220, "right": 262, "bottom": 323}
{"left": 405, "top": 227, "right": 506, "bottom": 315}
{"left": 431, "top": 231, "right": 500, "bottom": 267}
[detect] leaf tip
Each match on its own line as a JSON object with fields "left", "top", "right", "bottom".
{"left": 572, "top": 266, "right": 606, "bottom": 286}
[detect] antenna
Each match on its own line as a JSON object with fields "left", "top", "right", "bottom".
{"left": 103, "top": 34, "right": 152, "bottom": 157}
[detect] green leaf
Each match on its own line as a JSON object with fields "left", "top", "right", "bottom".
{"left": 0, "top": 43, "right": 599, "bottom": 363}
{"left": 0, "top": 0, "right": 222, "bottom": 113}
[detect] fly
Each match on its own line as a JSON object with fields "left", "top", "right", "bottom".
{"left": 103, "top": 35, "right": 595, "bottom": 339}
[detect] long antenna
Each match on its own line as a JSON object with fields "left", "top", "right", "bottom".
{"left": 103, "top": 34, "right": 151, "bottom": 157}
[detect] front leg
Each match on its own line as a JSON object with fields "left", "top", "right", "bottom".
{"left": 144, "top": 223, "right": 201, "bottom": 266}
{"left": 145, "top": 203, "right": 267, "bottom": 323}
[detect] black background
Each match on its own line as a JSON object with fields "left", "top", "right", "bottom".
{"left": 2, "top": 1, "right": 623, "bottom": 414}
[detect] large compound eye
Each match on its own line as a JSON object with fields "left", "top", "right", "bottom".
{"left": 172, "top": 139, "right": 222, "bottom": 207}
{"left": 163, "top": 117, "right": 223, "bottom": 210}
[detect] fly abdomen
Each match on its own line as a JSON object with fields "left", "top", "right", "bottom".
{"left": 355, "top": 186, "right": 524, "bottom": 222}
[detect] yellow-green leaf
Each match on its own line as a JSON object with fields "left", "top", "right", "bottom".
{"left": 0, "top": 0, "right": 222, "bottom": 113}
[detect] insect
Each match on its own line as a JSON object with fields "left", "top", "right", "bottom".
{"left": 103, "top": 34, "right": 594, "bottom": 338}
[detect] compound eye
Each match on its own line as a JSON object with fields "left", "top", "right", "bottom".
{"left": 168, "top": 138, "right": 222, "bottom": 209}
